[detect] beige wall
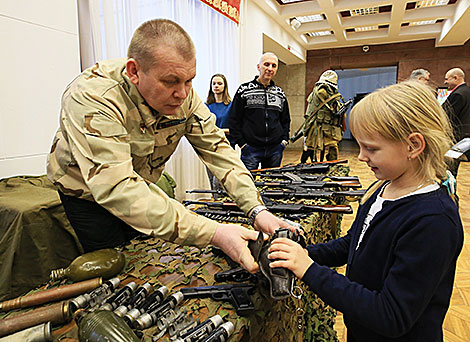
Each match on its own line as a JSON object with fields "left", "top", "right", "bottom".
{"left": 274, "top": 63, "right": 306, "bottom": 150}
{"left": 0, "top": 1, "right": 80, "bottom": 178}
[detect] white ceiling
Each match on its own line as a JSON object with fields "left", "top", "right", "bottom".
{"left": 253, "top": 0, "right": 470, "bottom": 50}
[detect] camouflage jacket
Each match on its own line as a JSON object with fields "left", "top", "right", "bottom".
{"left": 47, "top": 59, "right": 262, "bottom": 248}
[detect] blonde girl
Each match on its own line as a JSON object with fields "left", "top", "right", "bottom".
{"left": 269, "top": 81, "right": 463, "bottom": 342}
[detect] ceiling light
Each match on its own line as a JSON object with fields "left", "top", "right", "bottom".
{"left": 417, "top": 0, "right": 449, "bottom": 7}
{"left": 355, "top": 26, "right": 379, "bottom": 32}
{"left": 306, "top": 31, "right": 332, "bottom": 37}
{"left": 350, "top": 7, "right": 379, "bottom": 16}
{"left": 295, "top": 14, "right": 324, "bottom": 23}
{"left": 409, "top": 19, "right": 437, "bottom": 25}
{"left": 278, "top": 0, "right": 302, "bottom": 3}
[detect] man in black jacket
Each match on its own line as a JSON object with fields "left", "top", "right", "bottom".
{"left": 443, "top": 67, "right": 470, "bottom": 176}
{"left": 228, "top": 52, "right": 290, "bottom": 170}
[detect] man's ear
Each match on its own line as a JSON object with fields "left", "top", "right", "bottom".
{"left": 408, "top": 132, "right": 426, "bottom": 159}
{"left": 126, "top": 58, "right": 140, "bottom": 85}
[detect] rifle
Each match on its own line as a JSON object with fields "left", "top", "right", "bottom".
{"left": 251, "top": 171, "right": 359, "bottom": 183}
{"left": 180, "top": 283, "right": 256, "bottom": 315}
{"left": 250, "top": 159, "right": 347, "bottom": 173}
{"left": 255, "top": 179, "right": 361, "bottom": 189}
{"left": 261, "top": 188, "right": 366, "bottom": 200}
{"left": 192, "top": 208, "right": 252, "bottom": 224}
{"left": 184, "top": 199, "right": 353, "bottom": 214}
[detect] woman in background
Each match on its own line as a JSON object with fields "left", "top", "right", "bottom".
{"left": 206, "top": 74, "right": 232, "bottom": 135}
{"left": 206, "top": 74, "right": 233, "bottom": 193}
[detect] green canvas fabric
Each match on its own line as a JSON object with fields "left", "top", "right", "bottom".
{"left": 0, "top": 175, "right": 84, "bottom": 301}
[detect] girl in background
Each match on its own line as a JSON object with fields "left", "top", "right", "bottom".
{"left": 206, "top": 73, "right": 232, "bottom": 137}
{"left": 268, "top": 81, "right": 463, "bottom": 342}
{"left": 206, "top": 74, "right": 233, "bottom": 193}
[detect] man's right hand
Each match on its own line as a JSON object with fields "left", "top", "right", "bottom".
{"left": 210, "top": 224, "right": 262, "bottom": 273}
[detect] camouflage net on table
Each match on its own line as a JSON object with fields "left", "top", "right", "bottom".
{"left": 113, "top": 163, "right": 352, "bottom": 342}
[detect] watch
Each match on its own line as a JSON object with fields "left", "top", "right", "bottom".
{"left": 249, "top": 205, "right": 267, "bottom": 225}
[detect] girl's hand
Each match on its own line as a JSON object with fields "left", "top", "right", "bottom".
{"left": 268, "top": 237, "right": 313, "bottom": 279}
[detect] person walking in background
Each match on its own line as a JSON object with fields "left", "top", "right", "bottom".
{"left": 228, "top": 52, "right": 290, "bottom": 170}
{"left": 205, "top": 73, "right": 233, "bottom": 193}
{"left": 301, "top": 70, "right": 344, "bottom": 163}
{"left": 409, "top": 68, "right": 430, "bottom": 85}
{"left": 268, "top": 81, "right": 463, "bottom": 342}
{"left": 442, "top": 67, "right": 470, "bottom": 177}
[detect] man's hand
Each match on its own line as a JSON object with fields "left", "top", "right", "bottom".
{"left": 210, "top": 224, "right": 261, "bottom": 273}
{"left": 253, "top": 210, "right": 295, "bottom": 234}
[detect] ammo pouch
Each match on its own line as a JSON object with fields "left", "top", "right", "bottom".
{"left": 249, "top": 228, "right": 306, "bottom": 300}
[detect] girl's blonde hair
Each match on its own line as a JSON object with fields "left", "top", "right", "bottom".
{"left": 350, "top": 80, "right": 454, "bottom": 187}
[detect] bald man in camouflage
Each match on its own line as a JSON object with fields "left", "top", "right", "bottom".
{"left": 301, "top": 70, "right": 345, "bottom": 163}
{"left": 47, "top": 19, "right": 289, "bottom": 272}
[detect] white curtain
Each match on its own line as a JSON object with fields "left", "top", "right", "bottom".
{"left": 78, "top": 0, "right": 240, "bottom": 200}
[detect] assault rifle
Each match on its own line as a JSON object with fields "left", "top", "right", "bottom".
{"left": 180, "top": 283, "right": 256, "bottom": 315}
{"left": 187, "top": 188, "right": 365, "bottom": 201}
{"left": 255, "top": 179, "right": 360, "bottom": 189}
{"left": 251, "top": 171, "right": 359, "bottom": 183}
{"left": 290, "top": 99, "right": 352, "bottom": 143}
{"left": 261, "top": 188, "right": 366, "bottom": 200}
{"left": 250, "top": 159, "right": 347, "bottom": 174}
{"left": 183, "top": 199, "right": 353, "bottom": 214}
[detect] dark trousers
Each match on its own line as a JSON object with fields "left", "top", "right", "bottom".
{"left": 58, "top": 191, "right": 141, "bottom": 253}
{"left": 240, "top": 143, "right": 285, "bottom": 170}
{"left": 300, "top": 149, "right": 316, "bottom": 163}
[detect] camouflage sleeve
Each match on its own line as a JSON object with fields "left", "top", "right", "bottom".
{"left": 184, "top": 89, "right": 264, "bottom": 214}
{"left": 62, "top": 88, "right": 218, "bottom": 248}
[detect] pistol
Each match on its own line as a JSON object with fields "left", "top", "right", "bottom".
{"left": 180, "top": 283, "right": 255, "bottom": 315}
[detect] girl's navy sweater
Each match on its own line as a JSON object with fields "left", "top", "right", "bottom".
{"left": 303, "top": 184, "right": 463, "bottom": 341}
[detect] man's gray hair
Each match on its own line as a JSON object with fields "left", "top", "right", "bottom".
{"left": 259, "top": 52, "right": 278, "bottom": 65}
{"left": 410, "top": 68, "right": 430, "bottom": 80}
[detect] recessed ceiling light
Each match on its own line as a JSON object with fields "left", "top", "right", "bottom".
{"left": 295, "top": 14, "right": 324, "bottom": 23}
{"left": 417, "top": 0, "right": 449, "bottom": 7}
{"left": 278, "top": 0, "right": 302, "bottom": 4}
{"left": 355, "top": 26, "right": 379, "bottom": 32}
{"left": 306, "top": 30, "right": 333, "bottom": 37}
{"left": 350, "top": 7, "right": 379, "bottom": 16}
{"left": 409, "top": 19, "right": 437, "bottom": 25}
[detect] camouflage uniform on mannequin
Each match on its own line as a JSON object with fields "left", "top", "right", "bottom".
{"left": 301, "top": 70, "right": 344, "bottom": 163}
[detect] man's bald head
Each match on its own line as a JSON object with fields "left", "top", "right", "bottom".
{"left": 445, "top": 68, "right": 466, "bottom": 91}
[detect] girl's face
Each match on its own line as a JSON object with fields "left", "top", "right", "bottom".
{"left": 211, "top": 76, "right": 225, "bottom": 94}
{"left": 355, "top": 130, "right": 415, "bottom": 184}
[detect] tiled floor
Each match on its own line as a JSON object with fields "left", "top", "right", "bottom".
{"left": 283, "top": 140, "right": 470, "bottom": 342}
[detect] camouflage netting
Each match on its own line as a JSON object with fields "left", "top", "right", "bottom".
{"left": 117, "top": 163, "right": 353, "bottom": 342}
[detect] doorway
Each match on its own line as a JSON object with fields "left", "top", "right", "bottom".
{"left": 336, "top": 66, "right": 397, "bottom": 139}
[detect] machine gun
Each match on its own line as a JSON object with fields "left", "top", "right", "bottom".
{"left": 180, "top": 284, "right": 256, "bottom": 316}
{"left": 290, "top": 99, "right": 353, "bottom": 143}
